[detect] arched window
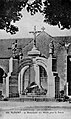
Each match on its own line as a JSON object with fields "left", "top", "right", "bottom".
{"left": 39, "top": 65, "right": 47, "bottom": 89}
{"left": 0, "top": 68, "right": 4, "bottom": 83}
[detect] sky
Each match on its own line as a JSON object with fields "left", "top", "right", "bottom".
{"left": 0, "top": 8, "right": 71, "bottom": 39}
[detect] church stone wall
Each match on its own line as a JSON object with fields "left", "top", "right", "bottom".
{"left": 0, "top": 59, "right": 9, "bottom": 73}
{"left": 12, "top": 59, "right": 19, "bottom": 75}
{"left": 57, "top": 45, "right": 71, "bottom": 91}
{"left": 57, "top": 47, "right": 66, "bottom": 90}
{"left": 9, "top": 59, "right": 19, "bottom": 97}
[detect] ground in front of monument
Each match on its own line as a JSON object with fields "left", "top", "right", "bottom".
{"left": 0, "top": 101, "right": 71, "bottom": 119}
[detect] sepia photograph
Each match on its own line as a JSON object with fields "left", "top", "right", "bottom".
{"left": 0, "top": 0, "right": 71, "bottom": 119}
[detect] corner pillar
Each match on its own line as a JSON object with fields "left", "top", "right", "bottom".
{"left": 47, "top": 55, "right": 55, "bottom": 98}
{"left": 6, "top": 73, "right": 10, "bottom": 97}
{"left": 64, "top": 82, "right": 68, "bottom": 96}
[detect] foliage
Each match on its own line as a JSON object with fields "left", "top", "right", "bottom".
{"left": 0, "top": 0, "right": 42, "bottom": 34}
{"left": 27, "top": 0, "right": 42, "bottom": 15}
{"left": 43, "top": 0, "right": 71, "bottom": 30}
{"left": 0, "top": 0, "right": 27, "bottom": 34}
{"left": 0, "top": 0, "right": 71, "bottom": 34}
{"left": 27, "top": 0, "right": 71, "bottom": 30}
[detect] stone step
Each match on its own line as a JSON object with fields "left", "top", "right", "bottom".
{"left": 9, "top": 97, "right": 55, "bottom": 102}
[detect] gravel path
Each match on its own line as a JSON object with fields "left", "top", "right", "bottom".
{"left": 0, "top": 101, "right": 71, "bottom": 119}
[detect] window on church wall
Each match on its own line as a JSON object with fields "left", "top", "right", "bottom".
{"left": 39, "top": 66, "right": 47, "bottom": 89}
{"left": 0, "top": 68, "right": 4, "bottom": 83}
{"left": 52, "top": 58, "right": 57, "bottom": 72}
{"left": 67, "top": 56, "right": 71, "bottom": 95}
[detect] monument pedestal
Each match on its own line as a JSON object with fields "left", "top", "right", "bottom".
{"left": 6, "top": 57, "right": 19, "bottom": 98}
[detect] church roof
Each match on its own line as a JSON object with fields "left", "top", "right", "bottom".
{"left": 54, "top": 36, "right": 71, "bottom": 43}
{"left": 0, "top": 38, "right": 32, "bottom": 58}
{"left": 0, "top": 31, "right": 71, "bottom": 58}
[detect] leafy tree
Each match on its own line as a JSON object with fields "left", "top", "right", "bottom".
{"left": 27, "top": 0, "right": 71, "bottom": 30}
{"left": 0, "top": 0, "right": 31, "bottom": 34}
{"left": 43, "top": 0, "right": 71, "bottom": 30}
{"left": 0, "top": 0, "right": 42, "bottom": 34}
{"left": 0, "top": 0, "right": 27, "bottom": 34}
{"left": 0, "top": 0, "right": 71, "bottom": 34}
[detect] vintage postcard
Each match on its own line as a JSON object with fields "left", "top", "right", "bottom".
{"left": 0, "top": 0, "right": 71, "bottom": 119}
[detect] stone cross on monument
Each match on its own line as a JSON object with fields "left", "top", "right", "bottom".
{"left": 41, "top": 26, "right": 45, "bottom": 31}
{"left": 8, "top": 40, "right": 18, "bottom": 57}
{"left": 8, "top": 40, "right": 23, "bottom": 59}
{"left": 29, "top": 26, "right": 41, "bottom": 48}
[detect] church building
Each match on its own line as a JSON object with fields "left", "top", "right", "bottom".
{"left": 0, "top": 26, "right": 71, "bottom": 99}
